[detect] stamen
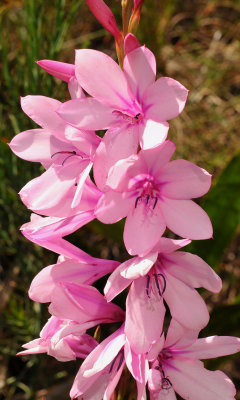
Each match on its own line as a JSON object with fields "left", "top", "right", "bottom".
{"left": 161, "top": 377, "right": 172, "bottom": 390}
{"left": 62, "top": 154, "right": 76, "bottom": 165}
{"left": 51, "top": 150, "right": 76, "bottom": 159}
{"left": 154, "top": 274, "right": 163, "bottom": 297}
{"left": 134, "top": 113, "right": 141, "bottom": 120}
{"left": 135, "top": 196, "right": 141, "bottom": 208}
{"left": 146, "top": 274, "right": 151, "bottom": 298}
{"left": 51, "top": 150, "right": 83, "bottom": 166}
{"left": 156, "top": 365, "right": 173, "bottom": 391}
{"left": 153, "top": 196, "right": 158, "bottom": 209}
{"left": 146, "top": 194, "right": 150, "bottom": 204}
{"left": 158, "top": 273, "right": 166, "bottom": 295}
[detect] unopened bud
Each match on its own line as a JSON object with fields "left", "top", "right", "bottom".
{"left": 85, "top": 0, "right": 121, "bottom": 40}
{"left": 36, "top": 60, "right": 75, "bottom": 82}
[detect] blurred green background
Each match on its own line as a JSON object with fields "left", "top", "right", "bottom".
{"left": 0, "top": 0, "right": 240, "bottom": 399}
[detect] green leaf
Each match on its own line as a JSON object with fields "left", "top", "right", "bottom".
{"left": 186, "top": 152, "right": 240, "bottom": 271}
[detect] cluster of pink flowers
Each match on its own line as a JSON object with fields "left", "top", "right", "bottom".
{"left": 10, "top": 1, "right": 239, "bottom": 399}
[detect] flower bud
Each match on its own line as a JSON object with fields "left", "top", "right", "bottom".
{"left": 85, "top": 0, "right": 121, "bottom": 40}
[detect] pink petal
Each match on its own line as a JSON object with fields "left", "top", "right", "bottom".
{"left": 165, "top": 319, "right": 198, "bottom": 349}
{"left": 75, "top": 49, "right": 134, "bottom": 109}
{"left": 84, "top": 332, "right": 125, "bottom": 377}
{"left": 95, "top": 191, "right": 134, "bottom": 224}
{"left": 29, "top": 257, "right": 118, "bottom": 303}
{"left": 120, "top": 253, "right": 158, "bottom": 279}
{"left": 143, "top": 77, "right": 188, "bottom": 122}
{"left": 162, "top": 251, "right": 222, "bottom": 293}
{"left": 124, "top": 202, "right": 166, "bottom": 256}
{"left": 104, "top": 363, "right": 125, "bottom": 400}
{"left": 70, "top": 370, "right": 106, "bottom": 399}
{"left": 124, "top": 33, "right": 140, "bottom": 55}
{"left": 137, "top": 377, "right": 148, "bottom": 400}
{"left": 166, "top": 359, "right": 236, "bottom": 400}
{"left": 148, "top": 368, "right": 162, "bottom": 392}
{"left": 58, "top": 98, "right": 115, "bottom": 130}
{"left": 147, "top": 335, "right": 165, "bottom": 362}
{"left": 21, "top": 211, "right": 94, "bottom": 242}
{"left": 23, "top": 228, "right": 94, "bottom": 263}
{"left": 139, "top": 120, "right": 169, "bottom": 150}
{"left": 70, "top": 326, "right": 124, "bottom": 397}
{"left": 49, "top": 282, "right": 124, "bottom": 324}
{"left": 19, "top": 161, "right": 86, "bottom": 217}
{"left": 186, "top": 336, "right": 240, "bottom": 360}
{"left": 141, "top": 140, "right": 176, "bottom": 176}
{"left": 155, "top": 387, "right": 177, "bottom": 400}
{"left": 9, "top": 129, "right": 67, "bottom": 164}
{"left": 106, "top": 154, "right": 144, "bottom": 192}
{"left": 104, "top": 262, "right": 133, "bottom": 302}
{"left": 36, "top": 59, "right": 75, "bottom": 82}
{"left": 125, "top": 278, "right": 165, "bottom": 353}
{"left": 71, "top": 161, "right": 93, "bottom": 208}
{"left": 68, "top": 76, "right": 85, "bottom": 99}
{"left": 65, "top": 126, "right": 100, "bottom": 156}
{"left": 104, "top": 252, "right": 158, "bottom": 302}
{"left": 152, "top": 237, "right": 191, "bottom": 254}
{"left": 124, "top": 339, "right": 146, "bottom": 382}
{"left": 159, "top": 198, "right": 213, "bottom": 240}
{"left": 93, "top": 125, "right": 139, "bottom": 191}
{"left": 21, "top": 96, "right": 67, "bottom": 138}
{"left": 17, "top": 339, "right": 48, "bottom": 355}
{"left": 123, "top": 46, "right": 156, "bottom": 102}
{"left": 159, "top": 160, "right": 212, "bottom": 199}
{"left": 164, "top": 273, "right": 209, "bottom": 330}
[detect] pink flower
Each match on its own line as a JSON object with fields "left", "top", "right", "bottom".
{"left": 29, "top": 254, "right": 119, "bottom": 303}
{"left": 18, "top": 316, "right": 98, "bottom": 362}
{"left": 147, "top": 320, "right": 240, "bottom": 400}
{"left": 104, "top": 238, "right": 221, "bottom": 353}
{"left": 85, "top": 0, "right": 121, "bottom": 40}
{"left": 10, "top": 95, "right": 101, "bottom": 217}
{"left": 96, "top": 140, "right": 213, "bottom": 256}
{"left": 58, "top": 46, "right": 188, "bottom": 152}
{"left": 70, "top": 324, "right": 147, "bottom": 399}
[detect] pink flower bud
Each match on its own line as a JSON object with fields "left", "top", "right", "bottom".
{"left": 124, "top": 33, "right": 140, "bottom": 55}
{"left": 36, "top": 60, "right": 75, "bottom": 82}
{"left": 85, "top": 0, "right": 121, "bottom": 40}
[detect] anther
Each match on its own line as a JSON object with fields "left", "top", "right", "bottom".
{"left": 146, "top": 194, "right": 150, "bottom": 204}
{"left": 135, "top": 196, "right": 141, "bottom": 208}
{"left": 134, "top": 113, "right": 141, "bottom": 120}
{"left": 62, "top": 154, "right": 76, "bottom": 165}
{"left": 154, "top": 274, "right": 163, "bottom": 297}
{"left": 146, "top": 274, "right": 151, "bottom": 298}
{"left": 51, "top": 150, "right": 82, "bottom": 166}
{"left": 51, "top": 150, "right": 76, "bottom": 159}
{"left": 161, "top": 377, "right": 172, "bottom": 390}
{"left": 153, "top": 196, "right": 158, "bottom": 209}
{"left": 158, "top": 273, "right": 166, "bottom": 295}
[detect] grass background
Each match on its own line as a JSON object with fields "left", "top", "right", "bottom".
{"left": 0, "top": 0, "right": 240, "bottom": 398}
